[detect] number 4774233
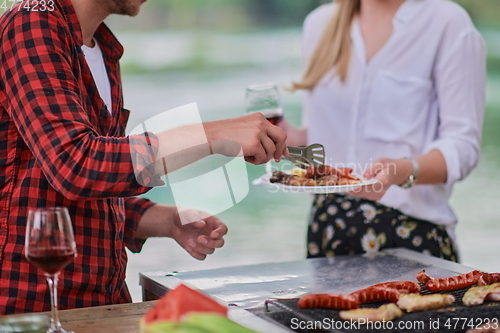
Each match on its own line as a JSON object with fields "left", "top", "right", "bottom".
{"left": 0, "top": 0, "right": 55, "bottom": 13}
{"left": 0, "top": 0, "right": 20, "bottom": 12}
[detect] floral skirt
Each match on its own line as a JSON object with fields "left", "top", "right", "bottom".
{"left": 307, "top": 194, "right": 458, "bottom": 262}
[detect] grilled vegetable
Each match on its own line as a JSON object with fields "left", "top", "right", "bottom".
{"left": 463, "top": 283, "right": 500, "bottom": 306}
{"left": 339, "top": 304, "right": 403, "bottom": 322}
{"left": 397, "top": 293, "right": 455, "bottom": 312}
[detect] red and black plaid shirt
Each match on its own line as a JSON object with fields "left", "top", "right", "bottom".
{"left": 0, "top": 0, "right": 163, "bottom": 314}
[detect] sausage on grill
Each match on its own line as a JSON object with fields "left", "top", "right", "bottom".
{"left": 370, "top": 281, "right": 421, "bottom": 294}
{"left": 350, "top": 287, "right": 402, "bottom": 304}
{"left": 478, "top": 273, "right": 500, "bottom": 286}
{"left": 423, "top": 270, "right": 483, "bottom": 292}
{"left": 298, "top": 293, "right": 359, "bottom": 310}
{"left": 416, "top": 270, "right": 432, "bottom": 284}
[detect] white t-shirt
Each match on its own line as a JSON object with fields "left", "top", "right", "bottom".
{"left": 302, "top": 0, "right": 486, "bottom": 240}
{"left": 81, "top": 41, "right": 112, "bottom": 113}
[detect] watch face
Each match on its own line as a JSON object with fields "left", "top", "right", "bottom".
{"left": 400, "top": 175, "right": 416, "bottom": 189}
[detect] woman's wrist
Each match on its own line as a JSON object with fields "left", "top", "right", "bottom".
{"left": 394, "top": 158, "right": 414, "bottom": 187}
{"left": 279, "top": 119, "right": 308, "bottom": 146}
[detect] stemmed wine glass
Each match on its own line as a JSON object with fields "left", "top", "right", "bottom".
{"left": 245, "top": 83, "right": 283, "bottom": 125}
{"left": 25, "top": 207, "right": 77, "bottom": 333}
{"left": 245, "top": 83, "right": 284, "bottom": 174}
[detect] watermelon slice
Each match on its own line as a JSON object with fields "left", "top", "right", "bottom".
{"left": 145, "top": 322, "right": 212, "bottom": 333}
{"left": 145, "top": 314, "right": 258, "bottom": 333}
{"left": 143, "top": 284, "right": 228, "bottom": 325}
{"left": 185, "top": 314, "right": 258, "bottom": 333}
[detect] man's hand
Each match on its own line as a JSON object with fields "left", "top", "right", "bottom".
{"left": 204, "top": 112, "right": 288, "bottom": 165}
{"left": 169, "top": 209, "right": 228, "bottom": 261}
{"left": 135, "top": 205, "right": 228, "bottom": 260}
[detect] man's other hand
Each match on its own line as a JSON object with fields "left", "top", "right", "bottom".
{"left": 170, "top": 209, "right": 228, "bottom": 260}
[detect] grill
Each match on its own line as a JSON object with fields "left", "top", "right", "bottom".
{"left": 261, "top": 286, "right": 500, "bottom": 333}
{"left": 141, "top": 250, "right": 500, "bottom": 333}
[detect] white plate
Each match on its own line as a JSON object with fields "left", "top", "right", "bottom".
{"left": 252, "top": 171, "right": 379, "bottom": 194}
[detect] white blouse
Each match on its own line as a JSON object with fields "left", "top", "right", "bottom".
{"left": 301, "top": 0, "right": 486, "bottom": 240}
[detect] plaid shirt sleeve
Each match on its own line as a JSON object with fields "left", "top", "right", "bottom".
{"left": 0, "top": 9, "right": 163, "bottom": 200}
{"left": 123, "top": 197, "right": 156, "bottom": 253}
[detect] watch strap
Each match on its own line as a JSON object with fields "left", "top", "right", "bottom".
{"left": 399, "top": 157, "right": 419, "bottom": 189}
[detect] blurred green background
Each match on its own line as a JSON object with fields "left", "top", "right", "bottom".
{"left": 106, "top": 0, "right": 500, "bottom": 31}
{"left": 105, "top": 0, "right": 500, "bottom": 302}
{"left": 4, "top": 0, "right": 497, "bottom": 301}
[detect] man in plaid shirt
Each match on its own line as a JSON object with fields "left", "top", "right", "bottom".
{"left": 0, "top": 0, "right": 288, "bottom": 314}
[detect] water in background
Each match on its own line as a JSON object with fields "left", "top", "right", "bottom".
{"left": 116, "top": 28, "right": 500, "bottom": 301}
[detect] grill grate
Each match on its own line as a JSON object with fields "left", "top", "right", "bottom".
{"left": 263, "top": 285, "right": 500, "bottom": 333}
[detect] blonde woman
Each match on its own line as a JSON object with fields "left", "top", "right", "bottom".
{"left": 281, "top": 0, "right": 486, "bottom": 261}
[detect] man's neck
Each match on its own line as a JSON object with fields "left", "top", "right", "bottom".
{"left": 71, "top": 0, "right": 109, "bottom": 47}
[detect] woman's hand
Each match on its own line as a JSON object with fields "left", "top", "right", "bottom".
{"left": 277, "top": 118, "right": 308, "bottom": 147}
{"left": 348, "top": 157, "right": 413, "bottom": 201}
{"left": 169, "top": 208, "right": 228, "bottom": 261}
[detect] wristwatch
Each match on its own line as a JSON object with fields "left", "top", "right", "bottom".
{"left": 399, "top": 157, "right": 419, "bottom": 189}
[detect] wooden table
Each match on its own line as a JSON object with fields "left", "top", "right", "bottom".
{"left": 4, "top": 301, "right": 156, "bottom": 333}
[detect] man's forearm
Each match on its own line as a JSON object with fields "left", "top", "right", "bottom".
{"left": 154, "top": 124, "right": 213, "bottom": 175}
{"left": 135, "top": 204, "right": 174, "bottom": 239}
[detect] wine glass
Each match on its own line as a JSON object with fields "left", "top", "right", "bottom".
{"left": 245, "top": 83, "right": 284, "bottom": 174}
{"left": 25, "top": 207, "right": 77, "bottom": 333}
{"left": 245, "top": 83, "right": 283, "bottom": 125}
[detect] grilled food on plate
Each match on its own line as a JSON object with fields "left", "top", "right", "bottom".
{"left": 270, "top": 165, "right": 362, "bottom": 186}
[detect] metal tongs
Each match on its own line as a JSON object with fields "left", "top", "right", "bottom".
{"left": 284, "top": 143, "right": 325, "bottom": 169}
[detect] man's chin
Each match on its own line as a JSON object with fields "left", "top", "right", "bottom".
{"left": 115, "top": 7, "right": 141, "bottom": 17}
{"left": 127, "top": 10, "right": 140, "bottom": 17}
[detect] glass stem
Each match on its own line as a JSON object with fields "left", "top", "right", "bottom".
{"left": 46, "top": 273, "right": 62, "bottom": 332}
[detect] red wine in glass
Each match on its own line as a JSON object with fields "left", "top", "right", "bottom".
{"left": 245, "top": 83, "right": 283, "bottom": 125}
{"left": 25, "top": 207, "right": 77, "bottom": 333}
{"left": 260, "top": 108, "right": 284, "bottom": 125}
{"left": 27, "top": 247, "right": 75, "bottom": 276}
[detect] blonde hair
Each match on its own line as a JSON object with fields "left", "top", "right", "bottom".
{"left": 292, "top": 0, "right": 360, "bottom": 91}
